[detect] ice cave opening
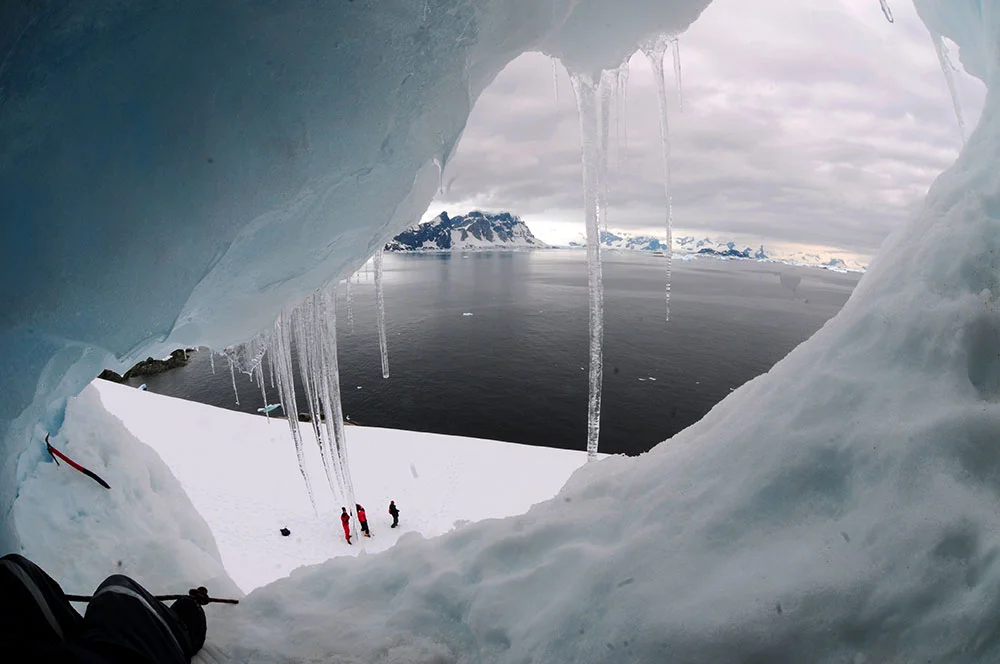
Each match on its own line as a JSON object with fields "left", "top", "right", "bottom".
{"left": 4, "top": 0, "right": 1000, "bottom": 660}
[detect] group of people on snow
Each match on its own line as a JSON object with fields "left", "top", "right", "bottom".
{"left": 340, "top": 500, "right": 400, "bottom": 544}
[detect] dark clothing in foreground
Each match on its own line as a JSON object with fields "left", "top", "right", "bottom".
{"left": 1, "top": 553, "right": 206, "bottom": 663}
{"left": 389, "top": 501, "right": 400, "bottom": 528}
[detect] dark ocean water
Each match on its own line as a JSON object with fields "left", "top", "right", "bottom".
{"left": 123, "top": 251, "right": 860, "bottom": 455}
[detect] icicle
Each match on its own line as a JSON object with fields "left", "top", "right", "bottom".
{"left": 312, "top": 289, "right": 349, "bottom": 499}
{"left": 268, "top": 351, "right": 275, "bottom": 389}
{"left": 671, "top": 37, "right": 683, "bottom": 111}
{"left": 346, "top": 277, "right": 355, "bottom": 335}
{"left": 643, "top": 35, "right": 674, "bottom": 321}
{"left": 552, "top": 57, "right": 560, "bottom": 106}
{"left": 374, "top": 249, "right": 390, "bottom": 379}
{"left": 597, "top": 69, "right": 615, "bottom": 236}
{"left": 570, "top": 72, "right": 606, "bottom": 461}
{"left": 616, "top": 58, "right": 630, "bottom": 165}
{"left": 433, "top": 156, "right": 444, "bottom": 194}
{"left": 270, "top": 309, "right": 317, "bottom": 511}
{"left": 227, "top": 357, "right": 240, "bottom": 405}
{"left": 209, "top": 349, "right": 216, "bottom": 375}
{"left": 257, "top": 362, "right": 270, "bottom": 420}
{"left": 879, "top": 0, "right": 893, "bottom": 23}
{"left": 932, "top": 34, "right": 967, "bottom": 143}
{"left": 318, "top": 285, "right": 357, "bottom": 523}
{"left": 293, "top": 295, "right": 342, "bottom": 500}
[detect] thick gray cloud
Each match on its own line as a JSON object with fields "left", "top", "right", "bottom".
{"left": 427, "top": 0, "right": 984, "bottom": 258}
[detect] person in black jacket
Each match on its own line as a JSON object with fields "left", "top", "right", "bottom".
{"left": 1, "top": 553, "right": 207, "bottom": 663}
{"left": 388, "top": 500, "right": 400, "bottom": 528}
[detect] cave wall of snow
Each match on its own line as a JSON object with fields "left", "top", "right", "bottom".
{"left": 0, "top": 0, "right": 711, "bottom": 554}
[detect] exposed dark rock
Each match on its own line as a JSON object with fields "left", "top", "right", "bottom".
{"left": 98, "top": 369, "right": 125, "bottom": 383}
{"left": 122, "top": 349, "right": 194, "bottom": 380}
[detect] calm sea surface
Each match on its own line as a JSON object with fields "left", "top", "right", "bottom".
{"left": 124, "top": 251, "right": 861, "bottom": 455}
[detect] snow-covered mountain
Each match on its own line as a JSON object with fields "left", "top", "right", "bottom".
{"left": 568, "top": 230, "right": 867, "bottom": 271}
{"left": 386, "top": 211, "right": 548, "bottom": 251}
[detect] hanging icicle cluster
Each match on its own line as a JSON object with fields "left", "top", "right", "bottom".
{"left": 221, "top": 279, "right": 369, "bottom": 516}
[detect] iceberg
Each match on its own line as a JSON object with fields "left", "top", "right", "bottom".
{"left": 3, "top": 0, "right": 1000, "bottom": 660}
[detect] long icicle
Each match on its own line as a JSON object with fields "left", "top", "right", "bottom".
{"left": 209, "top": 349, "right": 216, "bottom": 375}
{"left": 297, "top": 294, "right": 342, "bottom": 501}
{"left": 374, "top": 249, "right": 390, "bottom": 379}
{"left": 932, "top": 33, "right": 967, "bottom": 143}
{"left": 552, "top": 57, "right": 560, "bottom": 106}
{"left": 644, "top": 35, "right": 674, "bottom": 322}
{"left": 671, "top": 37, "right": 684, "bottom": 111}
{"left": 570, "top": 71, "right": 605, "bottom": 462}
{"left": 292, "top": 300, "right": 326, "bottom": 461}
{"left": 257, "top": 362, "right": 270, "bottom": 421}
{"left": 312, "top": 289, "right": 348, "bottom": 500}
{"left": 271, "top": 309, "right": 317, "bottom": 511}
{"left": 598, "top": 69, "right": 615, "bottom": 236}
{"left": 617, "top": 58, "right": 631, "bottom": 165}
{"left": 319, "top": 284, "right": 357, "bottom": 536}
{"left": 228, "top": 357, "right": 240, "bottom": 405}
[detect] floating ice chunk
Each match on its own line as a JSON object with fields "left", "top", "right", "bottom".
{"left": 462, "top": 312, "right": 474, "bottom": 316}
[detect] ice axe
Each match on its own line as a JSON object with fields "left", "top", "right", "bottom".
{"left": 45, "top": 434, "right": 111, "bottom": 490}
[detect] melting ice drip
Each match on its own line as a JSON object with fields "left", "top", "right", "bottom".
{"left": 642, "top": 34, "right": 676, "bottom": 322}
{"left": 374, "top": 249, "right": 390, "bottom": 379}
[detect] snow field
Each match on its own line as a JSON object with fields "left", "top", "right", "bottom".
{"left": 92, "top": 380, "right": 590, "bottom": 594}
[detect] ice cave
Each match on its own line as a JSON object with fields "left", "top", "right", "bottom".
{"left": 4, "top": 0, "right": 1000, "bottom": 660}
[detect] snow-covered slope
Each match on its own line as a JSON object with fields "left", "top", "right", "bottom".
{"left": 387, "top": 211, "right": 548, "bottom": 251}
{"left": 92, "top": 380, "right": 588, "bottom": 594}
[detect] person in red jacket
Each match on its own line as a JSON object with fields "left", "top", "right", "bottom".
{"left": 340, "top": 507, "right": 352, "bottom": 545}
{"left": 356, "top": 504, "right": 371, "bottom": 537}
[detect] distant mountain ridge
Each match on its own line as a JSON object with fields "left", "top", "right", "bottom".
{"left": 386, "top": 211, "right": 548, "bottom": 251}
{"left": 567, "top": 230, "right": 866, "bottom": 272}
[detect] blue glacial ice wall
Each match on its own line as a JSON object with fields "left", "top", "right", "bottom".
{"left": 0, "top": 0, "right": 711, "bottom": 552}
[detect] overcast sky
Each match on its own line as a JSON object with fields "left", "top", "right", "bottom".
{"left": 424, "top": 0, "right": 984, "bottom": 259}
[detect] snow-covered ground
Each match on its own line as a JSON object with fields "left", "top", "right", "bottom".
{"left": 92, "top": 380, "right": 589, "bottom": 593}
